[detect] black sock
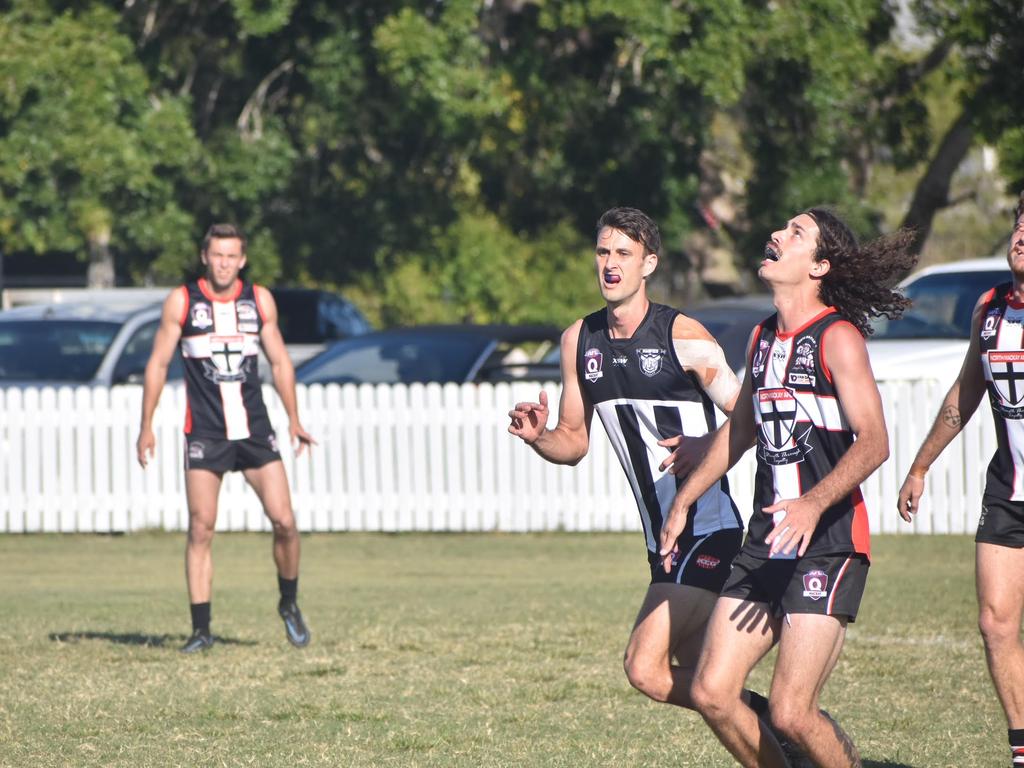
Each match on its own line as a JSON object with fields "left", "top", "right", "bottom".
{"left": 1010, "top": 728, "right": 1024, "bottom": 765}
{"left": 190, "top": 602, "right": 210, "bottom": 633}
{"left": 278, "top": 576, "right": 298, "bottom": 604}
{"left": 746, "top": 690, "right": 770, "bottom": 718}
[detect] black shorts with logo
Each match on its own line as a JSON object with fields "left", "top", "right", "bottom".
{"left": 649, "top": 527, "right": 743, "bottom": 591}
{"left": 720, "top": 549, "right": 870, "bottom": 622}
{"left": 976, "top": 495, "right": 1024, "bottom": 548}
{"left": 184, "top": 433, "right": 281, "bottom": 474}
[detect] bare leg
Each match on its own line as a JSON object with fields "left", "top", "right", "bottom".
{"left": 623, "top": 583, "right": 718, "bottom": 708}
{"left": 184, "top": 469, "right": 223, "bottom": 603}
{"left": 243, "top": 460, "right": 299, "bottom": 579}
{"left": 770, "top": 613, "right": 860, "bottom": 767}
{"left": 977, "top": 542, "right": 1024, "bottom": 729}
{"left": 690, "top": 597, "right": 788, "bottom": 768}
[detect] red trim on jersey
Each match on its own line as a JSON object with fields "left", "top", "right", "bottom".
{"left": 178, "top": 285, "right": 190, "bottom": 327}
{"left": 775, "top": 307, "right": 837, "bottom": 341}
{"left": 748, "top": 322, "right": 764, "bottom": 369}
{"left": 252, "top": 284, "right": 269, "bottom": 322}
{"left": 850, "top": 488, "right": 871, "bottom": 560}
{"left": 818, "top": 318, "right": 858, "bottom": 384}
{"left": 826, "top": 556, "right": 853, "bottom": 615}
{"left": 981, "top": 287, "right": 996, "bottom": 305}
{"left": 1005, "top": 287, "right": 1024, "bottom": 310}
{"left": 198, "top": 277, "right": 243, "bottom": 303}
{"left": 184, "top": 398, "right": 192, "bottom": 434}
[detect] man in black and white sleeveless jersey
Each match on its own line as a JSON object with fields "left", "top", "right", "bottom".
{"left": 508, "top": 207, "right": 783, "bottom": 745}
{"left": 136, "top": 223, "right": 315, "bottom": 653}
{"left": 661, "top": 209, "right": 915, "bottom": 767}
{"left": 899, "top": 193, "right": 1024, "bottom": 768}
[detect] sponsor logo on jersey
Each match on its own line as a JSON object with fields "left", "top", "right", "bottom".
{"left": 612, "top": 355, "right": 628, "bottom": 367}
{"left": 236, "top": 300, "right": 258, "bottom": 322}
{"left": 695, "top": 554, "right": 720, "bottom": 570}
{"left": 751, "top": 339, "right": 770, "bottom": 377}
{"left": 188, "top": 441, "right": 206, "bottom": 460}
{"left": 989, "top": 350, "right": 1024, "bottom": 407}
{"left": 191, "top": 302, "right": 213, "bottom": 330}
{"left": 802, "top": 569, "right": 829, "bottom": 600}
{"left": 793, "top": 335, "right": 817, "bottom": 372}
{"left": 583, "top": 348, "right": 604, "bottom": 382}
{"left": 756, "top": 387, "right": 812, "bottom": 465}
{"left": 637, "top": 348, "right": 664, "bottom": 377}
{"left": 238, "top": 322, "right": 259, "bottom": 334}
{"left": 788, "top": 372, "right": 815, "bottom": 386}
{"left": 772, "top": 345, "right": 787, "bottom": 362}
{"left": 981, "top": 310, "right": 1001, "bottom": 340}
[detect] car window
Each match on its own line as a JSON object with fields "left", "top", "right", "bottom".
{"left": 271, "top": 291, "right": 319, "bottom": 344}
{"left": 0, "top": 321, "right": 120, "bottom": 382}
{"left": 871, "top": 270, "right": 1011, "bottom": 339}
{"left": 112, "top": 321, "right": 184, "bottom": 384}
{"left": 474, "top": 339, "right": 561, "bottom": 383}
{"left": 319, "top": 296, "right": 373, "bottom": 340}
{"left": 298, "top": 333, "right": 490, "bottom": 385}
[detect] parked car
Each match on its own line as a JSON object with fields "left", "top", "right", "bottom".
{"left": 269, "top": 287, "right": 373, "bottom": 367}
{"left": 688, "top": 295, "right": 776, "bottom": 375}
{"left": 0, "top": 298, "right": 182, "bottom": 386}
{"left": 295, "top": 324, "right": 561, "bottom": 385}
{"left": 867, "top": 256, "right": 1011, "bottom": 381}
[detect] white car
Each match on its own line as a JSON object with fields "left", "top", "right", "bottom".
{"left": 867, "top": 257, "right": 1011, "bottom": 384}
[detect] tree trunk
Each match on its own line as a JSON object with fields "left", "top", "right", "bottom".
{"left": 900, "top": 108, "right": 975, "bottom": 257}
{"left": 87, "top": 232, "right": 115, "bottom": 289}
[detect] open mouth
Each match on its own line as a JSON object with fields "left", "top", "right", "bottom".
{"left": 604, "top": 272, "right": 621, "bottom": 285}
{"left": 763, "top": 243, "right": 780, "bottom": 262}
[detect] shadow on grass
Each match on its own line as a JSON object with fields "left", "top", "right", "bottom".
{"left": 864, "top": 761, "right": 916, "bottom": 767}
{"left": 48, "top": 631, "right": 257, "bottom": 648}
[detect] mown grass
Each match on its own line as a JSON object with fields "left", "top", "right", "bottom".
{"left": 0, "top": 532, "right": 1005, "bottom": 767}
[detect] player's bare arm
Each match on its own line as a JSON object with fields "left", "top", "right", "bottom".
{"left": 658, "top": 314, "right": 741, "bottom": 476}
{"left": 137, "top": 288, "right": 186, "bottom": 468}
{"left": 897, "top": 297, "right": 988, "bottom": 521}
{"left": 764, "top": 321, "right": 889, "bottom": 557}
{"left": 256, "top": 285, "right": 316, "bottom": 456}
{"left": 508, "top": 319, "right": 594, "bottom": 465}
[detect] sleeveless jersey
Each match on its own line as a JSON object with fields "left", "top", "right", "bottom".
{"left": 747, "top": 308, "right": 870, "bottom": 559}
{"left": 978, "top": 282, "right": 1024, "bottom": 500}
{"left": 178, "top": 278, "right": 273, "bottom": 440}
{"left": 576, "top": 303, "right": 741, "bottom": 555}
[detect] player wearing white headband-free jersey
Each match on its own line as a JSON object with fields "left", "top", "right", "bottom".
{"left": 899, "top": 192, "right": 1024, "bottom": 768}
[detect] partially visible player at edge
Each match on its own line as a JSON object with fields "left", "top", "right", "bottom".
{"left": 136, "top": 223, "right": 316, "bottom": 653}
{"left": 508, "top": 207, "right": 782, "bottom": 747}
{"left": 660, "top": 208, "right": 915, "bottom": 767}
{"left": 898, "top": 192, "right": 1024, "bottom": 768}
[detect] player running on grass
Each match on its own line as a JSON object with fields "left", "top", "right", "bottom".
{"left": 508, "top": 207, "right": 784, "bottom": 749}
{"left": 660, "top": 208, "right": 915, "bottom": 767}
{"left": 898, "top": 193, "right": 1024, "bottom": 768}
{"left": 137, "top": 223, "right": 315, "bottom": 653}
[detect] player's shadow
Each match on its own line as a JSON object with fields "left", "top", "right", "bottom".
{"left": 863, "top": 761, "right": 915, "bottom": 768}
{"left": 49, "top": 631, "right": 257, "bottom": 648}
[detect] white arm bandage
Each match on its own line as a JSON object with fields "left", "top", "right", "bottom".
{"left": 672, "top": 338, "right": 741, "bottom": 410}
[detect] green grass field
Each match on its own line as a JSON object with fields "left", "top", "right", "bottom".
{"left": 0, "top": 532, "right": 1006, "bottom": 767}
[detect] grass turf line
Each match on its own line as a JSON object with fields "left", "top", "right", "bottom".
{"left": 0, "top": 532, "right": 1002, "bottom": 767}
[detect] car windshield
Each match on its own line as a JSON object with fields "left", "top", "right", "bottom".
{"left": 871, "top": 270, "right": 1011, "bottom": 340}
{"left": 297, "top": 332, "right": 491, "bottom": 385}
{"left": 0, "top": 321, "right": 120, "bottom": 381}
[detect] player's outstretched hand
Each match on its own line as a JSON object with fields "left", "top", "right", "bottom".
{"left": 508, "top": 390, "right": 549, "bottom": 445}
{"left": 136, "top": 427, "right": 155, "bottom": 469}
{"left": 897, "top": 472, "right": 924, "bottom": 523}
{"left": 658, "top": 498, "right": 690, "bottom": 573}
{"left": 290, "top": 422, "right": 317, "bottom": 457}
{"left": 657, "top": 433, "right": 709, "bottom": 477}
{"left": 762, "top": 497, "right": 822, "bottom": 558}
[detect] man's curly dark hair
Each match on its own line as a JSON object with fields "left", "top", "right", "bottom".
{"left": 806, "top": 207, "right": 919, "bottom": 337}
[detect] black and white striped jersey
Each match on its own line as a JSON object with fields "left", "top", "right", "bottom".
{"left": 747, "top": 308, "right": 870, "bottom": 560}
{"left": 576, "top": 303, "right": 741, "bottom": 555}
{"left": 978, "top": 282, "right": 1024, "bottom": 501}
{"left": 178, "top": 278, "right": 273, "bottom": 440}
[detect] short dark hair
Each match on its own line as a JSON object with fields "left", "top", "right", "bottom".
{"left": 202, "top": 223, "right": 246, "bottom": 254}
{"left": 596, "top": 207, "right": 661, "bottom": 256}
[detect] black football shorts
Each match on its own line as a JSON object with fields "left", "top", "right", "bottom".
{"left": 976, "top": 495, "right": 1024, "bottom": 548}
{"left": 184, "top": 433, "right": 281, "bottom": 473}
{"left": 649, "top": 527, "right": 743, "bottom": 592}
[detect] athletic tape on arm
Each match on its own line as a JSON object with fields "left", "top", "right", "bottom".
{"left": 672, "top": 339, "right": 740, "bottom": 409}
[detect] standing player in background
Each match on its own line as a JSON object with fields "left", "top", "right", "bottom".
{"left": 661, "top": 208, "right": 915, "bottom": 767}
{"left": 508, "top": 207, "right": 783, "bottom": 749}
{"left": 898, "top": 193, "right": 1024, "bottom": 768}
{"left": 137, "top": 223, "right": 315, "bottom": 653}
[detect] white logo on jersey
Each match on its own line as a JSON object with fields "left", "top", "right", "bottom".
{"left": 202, "top": 335, "right": 248, "bottom": 383}
{"left": 584, "top": 348, "right": 604, "bottom": 382}
{"left": 191, "top": 303, "right": 213, "bottom": 330}
{"left": 802, "top": 570, "right": 829, "bottom": 600}
{"left": 637, "top": 348, "right": 664, "bottom": 377}
{"left": 756, "top": 387, "right": 812, "bottom": 465}
{"left": 236, "top": 300, "right": 258, "bottom": 322}
{"left": 981, "top": 311, "right": 1000, "bottom": 340}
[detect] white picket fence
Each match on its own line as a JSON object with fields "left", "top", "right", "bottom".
{"left": 0, "top": 379, "right": 995, "bottom": 535}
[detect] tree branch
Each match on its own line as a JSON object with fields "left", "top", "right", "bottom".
{"left": 237, "top": 60, "right": 295, "bottom": 141}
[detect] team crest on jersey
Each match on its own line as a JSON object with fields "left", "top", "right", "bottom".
{"left": 989, "top": 350, "right": 1024, "bottom": 412}
{"left": 752, "top": 339, "right": 770, "bottom": 377}
{"left": 792, "top": 336, "right": 817, "bottom": 372}
{"left": 981, "top": 310, "right": 1001, "bottom": 340}
{"left": 202, "top": 334, "right": 248, "bottom": 383}
{"left": 802, "top": 570, "right": 829, "bottom": 600}
{"left": 583, "top": 348, "right": 604, "bottom": 382}
{"left": 756, "top": 387, "right": 812, "bottom": 465}
{"left": 190, "top": 302, "right": 213, "bottom": 330}
{"left": 236, "top": 300, "right": 258, "bottom": 322}
{"left": 637, "top": 348, "right": 664, "bottom": 377}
